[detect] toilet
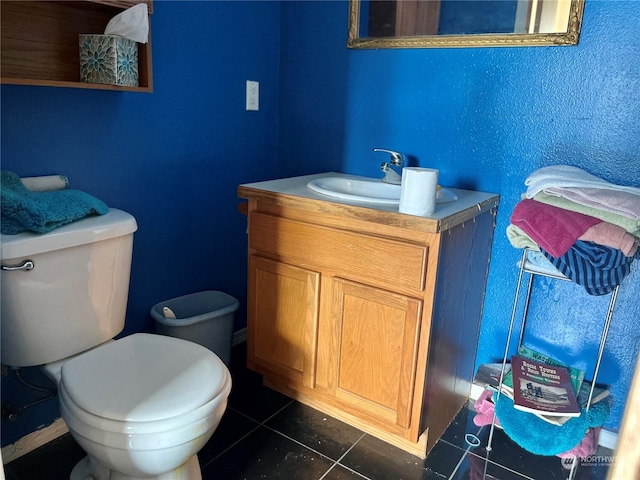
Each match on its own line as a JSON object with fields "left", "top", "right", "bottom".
{"left": 0, "top": 209, "right": 231, "bottom": 480}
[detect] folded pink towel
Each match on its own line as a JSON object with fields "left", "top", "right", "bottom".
{"left": 579, "top": 222, "right": 640, "bottom": 257}
{"left": 511, "top": 199, "right": 601, "bottom": 257}
{"left": 556, "top": 427, "right": 601, "bottom": 459}
{"left": 473, "top": 389, "right": 501, "bottom": 428}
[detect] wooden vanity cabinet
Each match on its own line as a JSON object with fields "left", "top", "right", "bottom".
{"left": 240, "top": 183, "right": 499, "bottom": 457}
{"left": 1, "top": 1, "right": 153, "bottom": 92}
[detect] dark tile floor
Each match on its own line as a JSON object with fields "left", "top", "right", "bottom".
{"left": 4, "top": 344, "right": 613, "bottom": 480}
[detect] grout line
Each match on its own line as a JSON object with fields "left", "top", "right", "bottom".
{"left": 448, "top": 450, "right": 472, "bottom": 480}
{"left": 201, "top": 419, "right": 261, "bottom": 467}
{"left": 318, "top": 464, "right": 339, "bottom": 480}
{"left": 257, "top": 419, "right": 369, "bottom": 480}
{"left": 320, "top": 462, "right": 370, "bottom": 480}
{"left": 335, "top": 432, "right": 367, "bottom": 464}
{"left": 443, "top": 423, "right": 535, "bottom": 480}
{"left": 259, "top": 417, "right": 366, "bottom": 463}
{"left": 318, "top": 433, "right": 369, "bottom": 480}
{"left": 206, "top": 425, "right": 260, "bottom": 464}
{"left": 254, "top": 398, "right": 296, "bottom": 425}
{"left": 447, "top": 429, "right": 480, "bottom": 480}
{"left": 464, "top": 449, "right": 535, "bottom": 480}
{"left": 231, "top": 398, "right": 294, "bottom": 426}
{"left": 261, "top": 425, "right": 338, "bottom": 472}
{"left": 201, "top": 400, "right": 295, "bottom": 468}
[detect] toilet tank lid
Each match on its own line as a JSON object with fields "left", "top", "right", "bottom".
{"left": 1, "top": 209, "right": 138, "bottom": 260}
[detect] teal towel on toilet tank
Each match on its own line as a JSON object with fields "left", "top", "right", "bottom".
{"left": 1, "top": 171, "right": 109, "bottom": 235}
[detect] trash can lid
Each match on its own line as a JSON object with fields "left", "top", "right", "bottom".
{"left": 61, "top": 333, "right": 228, "bottom": 422}
{"left": 151, "top": 291, "right": 239, "bottom": 327}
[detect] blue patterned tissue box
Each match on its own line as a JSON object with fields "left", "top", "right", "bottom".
{"left": 79, "top": 34, "right": 139, "bottom": 87}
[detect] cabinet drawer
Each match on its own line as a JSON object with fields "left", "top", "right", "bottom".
{"left": 249, "top": 212, "right": 428, "bottom": 292}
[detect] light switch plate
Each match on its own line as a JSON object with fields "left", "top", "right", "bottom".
{"left": 246, "top": 80, "right": 259, "bottom": 111}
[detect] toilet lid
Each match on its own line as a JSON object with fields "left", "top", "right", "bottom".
{"left": 60, "top": 333, "right": 229, "bottom": 422}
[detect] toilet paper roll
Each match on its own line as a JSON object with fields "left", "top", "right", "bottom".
{"left": 399, "top": 167, "right": 439, "bottom": 216}
{"left": 20, "top": 175, "right": 69, "bottom": 192}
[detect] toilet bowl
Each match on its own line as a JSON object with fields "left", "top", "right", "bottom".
{"left": 55, "top": 333, "right": 232, "bottom": 479}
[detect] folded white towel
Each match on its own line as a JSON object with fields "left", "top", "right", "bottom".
{"left": 525, "top": 165, "right": 640, "bottom": 199}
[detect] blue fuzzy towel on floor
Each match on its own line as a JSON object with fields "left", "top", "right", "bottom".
{"left": 1, "top": 171, "right": 109, "bottom": 235}
{"left": 494, "top": 392, "right": 610, "bottom": 456}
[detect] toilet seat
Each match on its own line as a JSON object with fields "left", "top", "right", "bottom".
{"left": 59, "top": 379, "right": 230, "bottom": 450}
{"left": 59, "top": 333, "right": 232, "bottom": 452}
{"left": 61, "top": 333, "right": 229, "bottom": 422}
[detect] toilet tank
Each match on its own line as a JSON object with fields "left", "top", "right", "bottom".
{"left": 1, "top": 209, "right": 138, "bottom": 367}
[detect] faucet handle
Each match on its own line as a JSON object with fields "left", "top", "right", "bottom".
{"left": 373, "top": 148, "right": 406, "bottom": 166}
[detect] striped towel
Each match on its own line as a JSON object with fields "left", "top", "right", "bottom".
{"left": 540, "top": 241, "right": 638, "bottom": 295}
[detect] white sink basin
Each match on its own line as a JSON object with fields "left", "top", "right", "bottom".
{"left": 307, "top": 176, "right": 457, "bottom": 205}
{"left": 307, "top": 177, "right": 401, "bottom": 204}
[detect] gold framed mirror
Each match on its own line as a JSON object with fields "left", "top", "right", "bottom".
{"left": 348, "top": 0, "right": 585, "bottom": 48}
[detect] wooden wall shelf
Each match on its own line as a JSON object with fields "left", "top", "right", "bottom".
{"left": 1, "top": 1, "right": 153, "bottom": 92}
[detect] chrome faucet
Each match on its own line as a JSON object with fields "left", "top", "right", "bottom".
{"left": 373, "top": 148, "right": 407, "bottom": 185}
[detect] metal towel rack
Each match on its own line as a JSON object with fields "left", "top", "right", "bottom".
{"left": 486, "top": 248, "right": 620, "bottom": 480}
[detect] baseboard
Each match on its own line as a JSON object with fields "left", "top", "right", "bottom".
{"left": 1, "top": 417, "right": 69, "bottom": 464}
{"left": 597, "top": 428, "right": 618, "bottom": 450}
{"left": 232, "top": 327, "right": 247, "bottom": 346}
{"left": 469, "top": 384, "right": 617, "bottom": 450}
{"left": 470, "top": 382, "right": 486, "bottom": 402}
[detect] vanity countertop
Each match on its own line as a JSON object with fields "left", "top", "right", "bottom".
{"left": 238, "top": 172, "right": 499, "bottom": 234}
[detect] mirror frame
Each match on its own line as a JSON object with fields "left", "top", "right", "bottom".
{"left": 347, "top": 0, "right": 585, "bottom": 48}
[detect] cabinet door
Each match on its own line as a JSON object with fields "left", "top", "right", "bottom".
{"left": 248, "top": 255, "right": 320, "bottom": 388}
{"left": 329, "top": 278, "right": 422, "bottom": 429}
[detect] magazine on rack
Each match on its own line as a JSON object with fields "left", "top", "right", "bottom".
{"left": 575, "top": 381, "right": 610, "bottom": 409}
{"left": 502, "top": 345, "right": 585, "bottom": 396}
{"left": 497, "top": 379, "right": 610, "bottom": 426}
{"left": 473, "top": 362, "right": 511, "bottom": 390}
{"left": 516, "top": 345, "right": 585, "bottom": 395}
{"left": 510, "top": 355, "right": 580, "bottom": 417}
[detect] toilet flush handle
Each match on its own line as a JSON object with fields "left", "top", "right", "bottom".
{"left": 1, "top": 260, "right": 34, "bottom": 271}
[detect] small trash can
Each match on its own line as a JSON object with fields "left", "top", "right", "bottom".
{"left": 151, "top": 291, "right": 239, "bottom": 366}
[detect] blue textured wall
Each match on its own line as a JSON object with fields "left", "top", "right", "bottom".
{"left": 277, "top": 0, "right": 640, "bottom": 433}
{"left": 1, "top": 0, "right": 638, "bottom": 447}
{"left": 0, "top": 0, "right": 281, "bottom": 446}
